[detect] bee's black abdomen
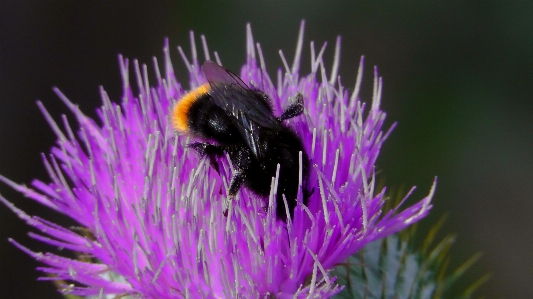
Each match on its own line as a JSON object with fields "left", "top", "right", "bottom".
{"left": 241, "top": 126, "right": 310, "bottom": 221}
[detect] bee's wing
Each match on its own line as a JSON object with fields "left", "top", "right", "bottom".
{"left": 201, "top": 61, "right": 277, "bottom": 128}
{"left": 201, "top": 60, "right": 278, "bottom": 159}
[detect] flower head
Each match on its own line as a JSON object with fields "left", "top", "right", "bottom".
{"left": 1, "top": 21, "right": 435, "bottom": 298}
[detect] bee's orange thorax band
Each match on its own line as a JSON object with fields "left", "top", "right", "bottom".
{"left": 171, "top": 84, "right": 210, "bottom": 132}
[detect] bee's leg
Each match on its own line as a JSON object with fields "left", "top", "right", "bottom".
{"left": 279, "top": 93, "right": 304, "bottom": 121}
{"left": 303, "top": 187, "right": 315, "bottom": 205}
{"left": 188, "top": 142, "right": 225, "bottom": 173}
{"left": 228, "top": 171, "right": 246, "bottom": 197}
{"left": 221, "top": 170, "right": 246, "bottom": 218}
{"left": 224, "top": 146, "right": 251, "bottom": 217}
{"left": 227, "top": 145, "right": 251, "bottom": 197}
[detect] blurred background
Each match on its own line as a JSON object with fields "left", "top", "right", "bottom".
{"left": 1, "top": 1, "right": 531, "bottom": 298}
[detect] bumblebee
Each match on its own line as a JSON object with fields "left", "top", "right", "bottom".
{"left": 171, "top": 60, "right": 310, "bottom": 221}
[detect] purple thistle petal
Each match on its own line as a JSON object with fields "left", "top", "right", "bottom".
{"left": 1, "top": 21, "right": 435, "bottom": 298}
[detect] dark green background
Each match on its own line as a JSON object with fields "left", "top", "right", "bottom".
{"left": 1, "top": 1, "right": 531, "bottom": 298}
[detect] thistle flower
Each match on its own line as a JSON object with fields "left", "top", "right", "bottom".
{"left": 0, "top": 21, "right": 435, "bottom": 298}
